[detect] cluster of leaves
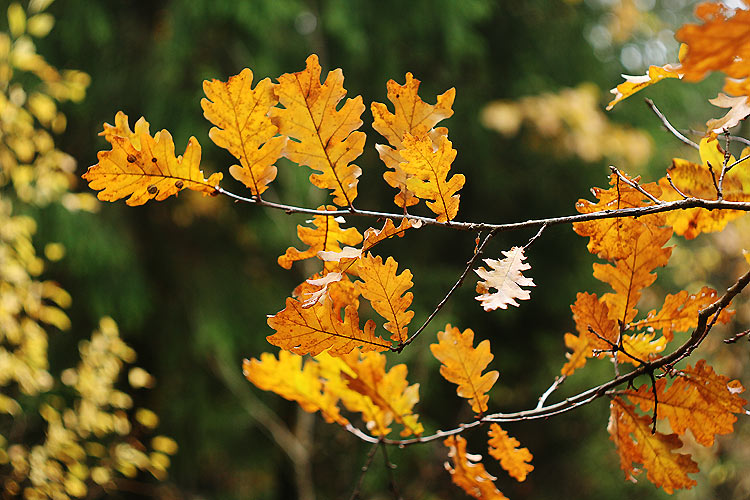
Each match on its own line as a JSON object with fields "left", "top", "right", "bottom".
{"left": 82, "top": 2, "right": 750, "bottom": 498}
{"left": 1, "top": 2, "right": 176, "bottom": 498}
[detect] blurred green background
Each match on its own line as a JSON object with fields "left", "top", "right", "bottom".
{"left": 7, "top": 0, "right": 750, "bottom": 498}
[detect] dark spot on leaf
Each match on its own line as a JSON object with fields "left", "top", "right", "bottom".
{"left": 127, "top": 154, "right": 136, "bottom": 163}
{"left": 151, "top": 157, "right": 157, "bottom": 163}
{"left": 175, "top": 180, "right": 184, "bottom": 189}
{"left": 147, "top": 185, "right": 158, "bottom": 195}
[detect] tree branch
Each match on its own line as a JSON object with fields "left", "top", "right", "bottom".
{"left": 645, "top": 98, "right": 699, "bottom": 149}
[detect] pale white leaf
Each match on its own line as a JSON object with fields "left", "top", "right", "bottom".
{"left": 475, "top": 246, "right": 534, "bottom": 311}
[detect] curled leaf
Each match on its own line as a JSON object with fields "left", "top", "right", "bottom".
{"left": 475, "top": 246, "right": 534, "bottom": 311}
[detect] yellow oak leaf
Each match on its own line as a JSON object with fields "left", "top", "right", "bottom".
{"left": 317, "top": 218, "right": 413, "bottom": 265}
{"left": 399, "top": 133, "right": 465, "bottom": 222}
{"left": 278, "top": 206, "right": 363, "bottom": 269}
{"left": 270, "top": 54, "right": 365, "bottom": 207}
{"left": 243, "top": 351, "right": 348, "bottom": 425}
{"left": 619, "top": 331, "right": 667, "bottom": 365}
{"left": 561, "top": 292, "right": 618, "bottom": 376}
{"left": 99, "top": 110, "right": 151, "bottom": 149}
{"left": 444, "top": 435, "right": 509, "bottom": 500}
{"left": 202, "top": 68, "right": 286, "bottom": 196}
{"left": 84, "top": 113, "right": 222, "bottom": 206}
{"left": 574, "top": 173, "right": 665, "bottom": 261}
{"left": 487, "top": 423, "right": 534, "bottom": 482}
{"left": 430, "top": 324, "right": 499, "bottom": 414}
{"left": 606, "top": 64, "right": 682, "bottom": 110}
{"left": 355, "top": 254, "right": 414, "bottom": 343}
{"left": 633, "top": 287, "right": 734, "bottom": 341}
{"left": 371, "top": 73, "right": 455, "bottom": 208}
{"left": 475, "top": 246, "right": 535, "bottom": 311}
{"left": 320, "top": 351, "right": 423, "bottom": 437}
{"left": 624, "top": 360, "right": 747, "bottom": 447}
{"left": 608, "top": 397, "right": 698, "bottom": 494}
{"left": 266, "top": 296, "right": 389, "bottom": 356}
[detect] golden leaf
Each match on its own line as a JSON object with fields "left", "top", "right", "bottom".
{"left": 561, "top": 292, "right": 618, "bottom": 376}
{"left": 487, "top": 423, "right": 534, "bottom": 482}
{"left": 83, "top": 112, "right": 222, "bottom": 206}
{"left": 430, "top": 324, "right": 499, "bottom": 414}
{"left": 202, "top": 68, "right": 286, "bottom": 196}
{"left": 444, "top": 435, "right": 509, "bottom": 500}
{"left": 475, "top": 246, "right": 535, "bottom": 311}
{"left": 606, "top": 64, "right": 682, "bottom": 110}
{"left": 270, "top": 54, "right": 365, "bottom": 207}
{"left": 399, "top": 133, "right": 465, "bottom": 222}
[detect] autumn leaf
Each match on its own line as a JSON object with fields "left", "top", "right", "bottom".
{"left": 623, "top": 360, "right": 747, "bottom": 447}
{"left": 633, "top": 287, "right": 733, "bottom": 341}
{"left": 574, "top": 173, "right": 665, "bottom": 261}
{"left": 266, "top": 296, "right": 389, "bottom": 356}
{"left": 371, "top": 73, "right": 455, "bottom": 208}
{"left": 319, "top": 351, "right": 423, "bottom": 437}
{"left": 444, "top": 435, "right": 509, "bottom": 500}
{"left": 619, "top": 332, "right": 667, "bottom": 365}
{"left": 202, "top": 68, "right": 286, "bottom": 196}
{"left": 270, "top": 54, "right": 365, "bottom": 207}
{"left": 317, "top": 218, "right": 414, "bottom": 265}
{"left": 487, "top": 423, "right": 534, "bottom": 482}
{"left": 561, "top": 292, "right": 618, "bottom": 376}
{"left": 608, "top": 397, "right": 699, "bottom": 493}
{"left": 607, "top": 63, "right": 682, "bottom": 110}
{"left": 399, "top": 133, "right": 465, "bottom": 222}
{"left": 243, "top": 351, "right": 348, "bottom": 425}
{"left": 430, "top": 324, "right": 499, "bottom": 414}
{"left": 355, "top": 254, "right": 414, "bottom": 343}
{"left": 706, "top": 93, "right": 750, "bottom": 133}
{"left": 658, "top": 137, "right": 750, "bottom": 239}
{"left": 278, "top": 206, "right": 363, "bottom": 269}
{"left": 475, "top": 246, "right": 534, "bottom": 311}
{"left": 84, "top": 112, "right": 222, "bottom": 206}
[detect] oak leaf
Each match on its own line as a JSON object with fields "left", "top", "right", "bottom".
{"left": 607, "top": 64, "right": 682, "bottom": 110}
{"left": 399, "top": 133, "right": 465, "bottom": 222}
{"left": 266, "top": 297, "right": 389, "bottom": 356}
{"left": 487, "top": 423, "right": 534, "bottom": 482}
{"left": 608, "top": 397, "right": 698, "bottom": 493}
{"left": 561, "top": 292, "right": 618, "bottom": 376}
{"left": 624, "top": 360, "right": 747, "bottom": 447}
{"left": 706, "top": 93, "right": 750, "bottom": 133}
{"left": 84, "top": 113, "right": 222, "bottom": 206}
{"left": 475, "top": 246, "right": 534, "bottom": 311}
{"left": 371, "top": 73, "right": 455, "bottom": 208}
{"left": 270, "top": 54, "right": 364, "bottom": 207}
{"left": 317, "top": 218, "right": 414, "bottom": 265}
{"left": 444, "top": 435, "right": 509, "bottom": 500}
{"left": 430, "top": 324, "right": 499, "bottom": 414}
{"left": 202, "top": 68, "right": 286, "bottom": 196}
{"left": 243, "top": 351, "right": 348, "bottom": 425}
{"left": 278, "top": 206, "right": 363, "bottom": 269}
{"left": 319, "top": 351, "right": 423, "bottom": 437}
{"left": 355, "top": 254, "right": 414, "bottom": 343}
{"left": 619, "top": 331, "right": 667, "bottom": 365}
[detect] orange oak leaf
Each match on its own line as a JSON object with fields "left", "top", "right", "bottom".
{"left": 266, "top": 297, "right": 389, "bottom": 356}
{"left": 561, "top": 292, "right": 618, "bottom": 376}
{"left": 573, "top": 173, "right": 665, "bottom": 261}
{"left": 430, "top": 324, "right": 499, "bottom": 414}
{"left": 658, "top": 138, "right": 750, "bottom": 239}
{"left": 444, "top": 435, "right": 509, "bottom": 500}
{"left": 317, "top": 218, "right": 414, "bottom": 265}
{"left": 371, "top": 73, "right": 455, "bottom": 208}
{"left": 619, "top": 331, "right": 667, "bottom": 366}
{"left": 592, "top": 226, "right": 673, "bottom": 324}
{"left": 278, "top": 206, "right": 363, "bottom": 269}
{"left": 243, "top": 351, "right": 348, "bottom": 425}
{"left": 608, "top": 397, "right": 699, "bottom": 494}
{"left": 84, "top": 113, "right": 222, "bottom": 206}
{"left": 633, "top": 287, "right": 734, "bottom": 341}
{"left": 475, "top": 246, "right": 535, "bottom": 311}
{"left": 270, "top": 54, "right": 365, "bottom": 207}
{"left": 676, "top": 2, "right": 750, "bottom": 91}
{"left": 607, "top": 64, "right": 682, "bottom": 110}
{"left": 624, "top": 360, "right": 747, "bottom": 447}
{"left": 201, "top": 68, "right": 286, "bottom": 196}
{"left": 399, "top": 133, "right": 465, "bottom": 222}
{"left": 319, "top": 351, "right": 423, "bottom": 437}
{"left": 706, "top": 93, "right": 750, "bottom": 133}
{"left": 487, "top": 423, "right": 534, "bottom": 482}
{"left": 355, "top": 254, "right": 414, "bottom": 343}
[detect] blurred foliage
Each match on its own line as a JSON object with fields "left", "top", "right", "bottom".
{"left": 4, "top": 0, "right": 749, "bottom": 499}
{"left": 0, "top": 1, "right": 175, "bottom": 498}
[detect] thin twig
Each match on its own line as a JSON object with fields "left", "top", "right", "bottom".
{"left": 524, "top": 222, "right": 548, "bottom": 250}
{"left": 588, "top": 326, "right": 649, "bottom": 366}
{"left": 536, "top": 375, "right": 566, "bottom": 409}
{"left": 707, "top": 161, "right": 722, "bottom": 199}
{"left": 349, "top": 441, "right": 381, "bottom": 500}
{"left": 381, "top": 443, "right": 403, "bottom": 500}
{"left": 609, "top": 166, "right": 663, "bottom": 205}
{"left": 724, "top": 153, "right": 750, "bottom": 175}
{"left": 645, "top": 98, "right": 699, "bottom": 149}
{"left": 724, "top": 328, "right": 750, "bottom": 344}
{"left": 665, "top": 172, "right": 688, "bottom": 200}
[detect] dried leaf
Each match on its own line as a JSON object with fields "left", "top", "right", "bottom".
{"left": 430, "top": 324, "right": 499, "bottom": 414}
{"left": 706, "top": 93, "right": 750, "bottom": 133}
{"left": 487, "top": 423, "right": 534, "bottom": 482}
{"left": 561, "top": 292, "right": 618, "bottom": 376}
{"left": 608, "top": 397, "right": 698, "bottom": 494}
{"left": 271, "top": 54, "right": 365, "bottom": 207}
{"left": 444, "top": 435, "right": 509, "bottom": 500}
{"left": 607, "top": 64, "right": 682, "bottom": 110}
{"left": 399, "top": 133, "right": 465, "bottom": 222}
{"left": 84, "top": 113, "right": 222, "bottom": 206}
{"left": 475, "top": 246, "right": 535, "bottom": 311}
{"left": 202, "top": 68, "right": 286, "bottom": 196}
